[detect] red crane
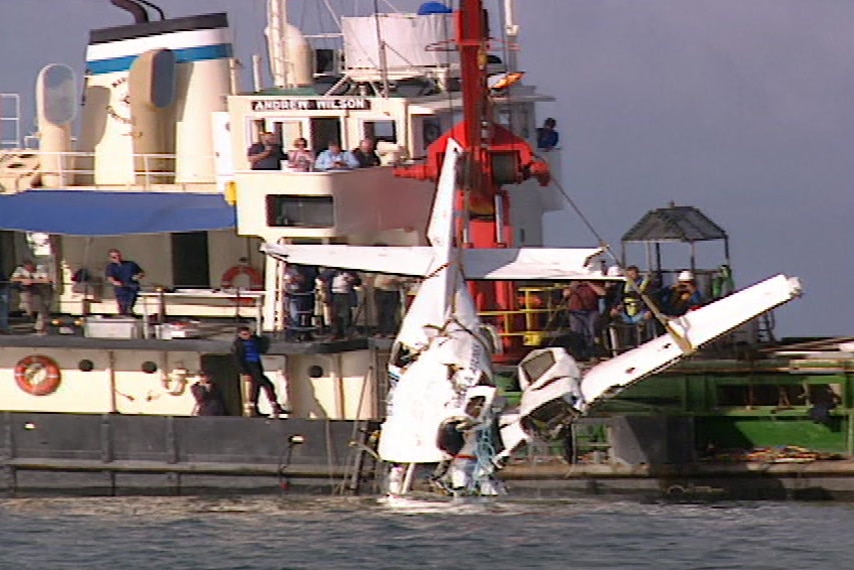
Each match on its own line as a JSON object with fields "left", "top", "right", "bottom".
{"left": 395, "top": 0, "right": 551, "bottom": 363}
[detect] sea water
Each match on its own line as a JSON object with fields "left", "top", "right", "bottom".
{"left": 1, "top": 495, "right": 852, "bottom": 570}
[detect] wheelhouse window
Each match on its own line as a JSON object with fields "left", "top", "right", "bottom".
{"left": 422, "top": 117, "right": 442, "bottom": 148}
{"left": 362, "top": 120, "right": 397, "bottom": 144}
{"left": 266, "top": 195, "right": 334, "bottom": 227}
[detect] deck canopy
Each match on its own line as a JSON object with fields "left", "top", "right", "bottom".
{"left": 0, "top": 190, "right": 235, "bottom": 235}
{"left": 619, "top": 204, "right": 733, "bottom": 286}
{"left": 622, "top": 205, "right": 727, "bottom": 243}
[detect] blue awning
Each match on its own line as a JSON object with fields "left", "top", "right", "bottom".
{"left": 0, "top": 190, "right": 236, "bottom": 235}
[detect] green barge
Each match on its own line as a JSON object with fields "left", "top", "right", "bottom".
{"left": 491, "top": 337, "right": 854, "bottom": 500}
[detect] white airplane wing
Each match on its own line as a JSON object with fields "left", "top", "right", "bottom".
{"left": 462, "top": 247, "right": 605, "bottom": 280}
{"left": 580, "top": 274, "right": 802, "bottom": 409}
{"left": 261, "top": 243, "right": 435, "bottom": 276}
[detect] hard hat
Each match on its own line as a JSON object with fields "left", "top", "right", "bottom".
{"left": 607, "top": 265, "right": 624, "bottom": 277}
{"left": 677, "top": 270, "right": 695, "bottom": 282}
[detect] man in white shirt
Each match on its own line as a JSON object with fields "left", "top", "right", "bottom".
{"left": 11, "top": 259, "right": 53, "bottom": 334}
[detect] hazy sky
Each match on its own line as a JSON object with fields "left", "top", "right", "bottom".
{"left": 1, "top": 0, "right": 852, "bottom": 337}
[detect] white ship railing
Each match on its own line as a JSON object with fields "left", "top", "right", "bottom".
{"left": 0, "top": 149, "right": 220, "bottom": 191}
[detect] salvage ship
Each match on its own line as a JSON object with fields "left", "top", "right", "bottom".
{"left": 0, "top": 0, "right": 849, "bottom": 500}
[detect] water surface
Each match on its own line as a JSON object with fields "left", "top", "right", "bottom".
{"left": 1, "top": 495, "right": 851, "bottom": 569}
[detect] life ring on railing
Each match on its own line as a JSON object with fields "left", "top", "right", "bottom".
{"left": 15, "top": 355, "right": 62, "bottom": 396}
{"left": 221, "top": 265, "right": 264, "bottom": 306}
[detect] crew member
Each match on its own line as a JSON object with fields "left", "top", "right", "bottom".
{"left": 11, "top": 259, "right": 53, "bottom": 334}
{"left": 659, "top": 270, "right": 704, "bottom": 316}
{"left": 191, "top": 370, "right": 226, "bottom": 416}
{"left": 231, "top": 326, "right": 286, "bottom": 417}
{"left": 105, "top": 249, "right": 144, "bottom": 316}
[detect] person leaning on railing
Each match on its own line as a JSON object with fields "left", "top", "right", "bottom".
{"left": 351, "top": 138, "right": 381, "bottom": 168}
{"left": 287, "top": 137, "right": 315, "bottom": 172}
{"left": 247, "top": 131, "right": 287, "bottom": 170}
{"left": 314, "top": 141, "right": 359, "bottom": 171}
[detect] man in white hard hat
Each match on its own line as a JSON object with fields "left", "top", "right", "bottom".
{"left": 659, "top": 269, "right": 704, "bottom": 316}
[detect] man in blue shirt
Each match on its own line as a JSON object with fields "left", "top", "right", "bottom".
{"left": 536, "top": 118, "right": 559, "bottom": 151}
{"left": 231, "top": 326, "right": 286, "bottom": 417}
{"left": 105, "top": 249, "right": 144, "bottom": 316}
{"left": 314, "top": 141, "right": 359, "bottom": 171}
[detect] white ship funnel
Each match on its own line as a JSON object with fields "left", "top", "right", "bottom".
{"left": 77, "top": 13, "right": 233, "bottom": 185}
{"left": 129, "top": 48, "right": 177, "bottom": 184}
{"left": 36, "top": 64, "right": 77, "bottom": 187}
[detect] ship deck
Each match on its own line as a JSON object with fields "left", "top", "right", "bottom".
{"left": 0, "top": 313, "right": 386, "bottom": 355}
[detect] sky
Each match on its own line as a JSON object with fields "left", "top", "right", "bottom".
{"left": 1, "top": 0, "right": 853, "bottom": 338}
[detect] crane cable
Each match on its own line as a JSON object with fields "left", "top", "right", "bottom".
{"left": 547, "top": 176, "right": 695, "bottom": 354}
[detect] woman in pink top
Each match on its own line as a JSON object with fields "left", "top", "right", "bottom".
{"left": 288, "top": 137, "right": 315, "bottom": 171}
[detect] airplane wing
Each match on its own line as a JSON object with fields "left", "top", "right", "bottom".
{"left": 260, "top": 243, "right": 435, "bottom": 276}
{"left": 462, "top": 247, "right": 605, "bottom": 280}
{"left": 580, "top": 274, "right": 802, "bottom": 410}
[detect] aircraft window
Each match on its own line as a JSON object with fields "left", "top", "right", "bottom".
{"left": 464, "top": 396, "right": 487, "bottom": 418}
{"left": 390, "top": 342, "right": 419, "bottom": 368}
{"left": 521, "top": 350, "right": 556, "bottom": 384}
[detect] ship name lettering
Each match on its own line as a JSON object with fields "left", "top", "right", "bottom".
{"left": 250, "top": 98, "right": 371, "bottom": 112}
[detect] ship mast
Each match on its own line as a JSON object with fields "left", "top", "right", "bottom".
{"left": 266, "top": 0, "right": 291, "bottom": 88}
{"left": 503, "top": 0, "right": 519, "bottom": 75}
{"left": 396, "top": 0, "right": 551, "bottom": 361}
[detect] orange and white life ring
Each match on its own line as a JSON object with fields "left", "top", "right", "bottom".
{"left": 15, "top": 355, "right": 62, "bottom": 396}
{"left": 221, "top": 265, "right": 264, "bottom": 306}
{"left": 221, "top": 265, "right": 264, "bottom": 290}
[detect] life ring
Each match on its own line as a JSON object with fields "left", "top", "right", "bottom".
{"left": 221, "top": 265, "right": 264, "bottom": 306}
{"left": 15, "top": 355, "right": 62, "bottom": 396}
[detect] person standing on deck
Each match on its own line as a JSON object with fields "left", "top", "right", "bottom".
{"left": 284, "top": 264, "right": 318, "bottom": 342}
{"left": 536, "top": 118, "right": 559, "bottom": 151}
{"left": 320, "top": 268, "right": 362, "bottom": 339}
{"left": 190, "top": 370, "right": 226, "bottom": 416}
{"left": 563, "top": 279, "right": 606, "bottom": 359}
{"left": 10, "top": 259, "right": 53, "bottom": 334}
{"left": 351, "top": 138, "right": 381, "bottom": 168}
{"left": 314, "top": 141, "right": 359, "bottom": 171}
{"left": 247, "top": 131, "right": 287, "bottom": 170}
{"left": 105, "top": 249, "right": 144, "bottom": 316}
{"left": 231, "top": 326, "right": 285, "bottom": 417}
{"left": 287, "top": 137, "right": 315, "bottom": 172}
{"left": 372, "top": 273, "right": 406, "bottom": 337}
{"left": 658, "top": 270, "right": 705, "bottom": 317}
